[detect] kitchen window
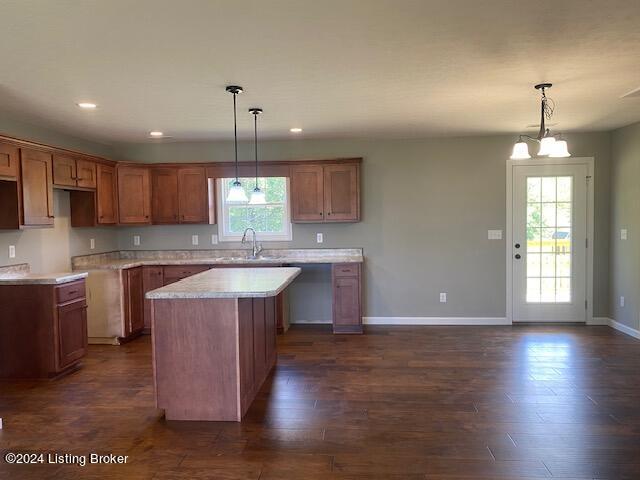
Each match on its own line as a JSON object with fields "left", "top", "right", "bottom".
{"left": 216, "top": 177, "right": 292, "bottom": 242}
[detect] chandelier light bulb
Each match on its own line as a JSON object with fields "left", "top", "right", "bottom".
{"left": 227, "top": 181, "right": 248, "bottom": 203}
{"left": 549, "top": 139, "right": 571, "bottom": 158}
{"left": 537, "top": 136, "right": 556, "bottom": 156}
{"left": 510, "top": 141, "right": 531, "bottom": 160}
{"left": 249, "top": 187, "right": 266, "bottom": 205}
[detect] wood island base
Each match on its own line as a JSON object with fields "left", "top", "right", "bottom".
{"left": 151, "top": 296, "right": 277, "bottom": 421}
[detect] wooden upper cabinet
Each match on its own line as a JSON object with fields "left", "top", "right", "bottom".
{"left": 290, "top": 165, "right": 324, "bottom": 222}
{"left": 118, "top": 166, "right": 151, "bottom": 224}
{"left": 76, "top": 158, "right": 97, "bottom": 189}
{"left": 151, "top": 166, "right": 207, "bottom": 224}
{"left": 151, "top": 168, "right": 179, "bottom": 224}
{"left": 324, "top": 164, "right": 359, "bottom": 222}
{"left": 52, "top": 154, "right": 77, "bottom": 187}
{"left": 291, "top": 162, "right": 360, "bottom": 223}
{"left": 178, "top": 167, "right": 207, "bottom": 223}
{"left": 97, "top": 164, "right": 118, "bottom": 224}
{"left": 53, "top": 155, "right": 97, "bottom": 189}
{"left": 20, "top": 148, "right": 54, "bottom": 226}
{"left": 0, "top": 143, "right": 19, "bottom": 179}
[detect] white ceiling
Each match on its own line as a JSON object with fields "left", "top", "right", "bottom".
{"left": 1, "top": 0, "right": 640, "bottom": 144}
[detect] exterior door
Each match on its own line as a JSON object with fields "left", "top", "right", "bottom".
{"left": 512, "top": 163, "right": 588, "bottom": 322}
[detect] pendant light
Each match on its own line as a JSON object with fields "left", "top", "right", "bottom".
{"left": 225, "top": 85, "right": 248, "bottom": 203}
{"left": 248, "top": 107, "right": 266, "bottom": 204}
{"left": 510, "top": 83, "right": 571, "bottom": 159}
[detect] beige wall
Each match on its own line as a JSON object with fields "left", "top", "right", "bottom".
{"left": 609, "top": 122, "right": 640, "bottom": 330}
{"left": 0, "top": 120, "right": 118, "bottom": 271}
{"left": 114, "top": 132, "right": 612, "bottom": 320}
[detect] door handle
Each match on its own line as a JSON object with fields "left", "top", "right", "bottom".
{"left": 515, "top": 254, "right": 521, "bottom": 260}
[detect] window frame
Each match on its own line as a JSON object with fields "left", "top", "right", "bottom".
{"left": 216, "top": 177, "right": 293, "bottom": 242}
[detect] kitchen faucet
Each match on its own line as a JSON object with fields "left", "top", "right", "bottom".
{"left": 241, "top": 227, "right": 263, "bottom": 259}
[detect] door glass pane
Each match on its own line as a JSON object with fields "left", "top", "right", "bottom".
{"left": 525, "top": 176, "right": 573, "bottom": 304}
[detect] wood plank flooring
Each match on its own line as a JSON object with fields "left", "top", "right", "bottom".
{"left": 2, "top": 324, "right": 640, "bottom": 479}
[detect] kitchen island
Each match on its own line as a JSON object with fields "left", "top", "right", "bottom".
{"left": 146, "top": 266, "right": 301, "bottom": 421}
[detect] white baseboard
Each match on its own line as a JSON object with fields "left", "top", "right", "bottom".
{"left": 608, "top": 318, "right": 640, "bottom": 340}
{"left": 363, "top": 317, "right": 510, "bottom": 326}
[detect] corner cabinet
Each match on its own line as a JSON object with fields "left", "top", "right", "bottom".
{"left": 332, "top": 263, "right": 363, "bottom": 334}
{"left": 96, "top": 164, "right": 118, "bottom": 224}
{"left": 20, "top": 148, "right": 54, "bottom": 226}
{"left": 118, "top": 165, "right": 151, "bottom": 224}
{"left": 291, "top": 162, "right": 360, "bottom": 223}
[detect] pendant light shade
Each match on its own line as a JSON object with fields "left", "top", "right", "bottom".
{"left": 228, "top": 181, "right": 248, "bottom": 202}
{"left": 249, "top": 188, "right": 266, "bottom": 204}
{"left": 510, "top": 140, "right": 531, "bottom": 160}
{"left": 225, "top": 85, "right": 248, "bottom": 203}
{"left": 537, "top": 135, "right": 556, "bottom": 156}
{"left": 549, "top": 139, "right": 571, "bottom": 158}
{"left": 248, "top": 107, "right": 265, "bottom": 205}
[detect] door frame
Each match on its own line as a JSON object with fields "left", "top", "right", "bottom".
{"left": 506, "top": 157, "right": 595, "bottom": 324}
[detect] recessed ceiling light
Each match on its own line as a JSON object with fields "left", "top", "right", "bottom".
{"left": 77, "top": 102, "right": 97, "bottom": 109}
{"left": 149, "top": 131, "right": 164, "bottom": 137}
{"left": 290, "top": 127, "right": 302, "bottom": 133}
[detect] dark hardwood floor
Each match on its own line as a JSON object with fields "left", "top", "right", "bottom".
{"left": 2, "top": 324, "right": 640, "bottom": 479}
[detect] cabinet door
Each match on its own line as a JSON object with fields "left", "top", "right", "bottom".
{"left": 56, "top": 299, "right": 88, "bottom": 370}
{"left": 332, "top": 264, "right": 362, "bottom": 334}
{"left": 124, "top": 267, "right": 145, "bottom": 336}
{"left": 142, "top": 266, "right": 164, "bottom": 330}
{"left": 118, "top": 166, "right": 151, "bottom": 224}
{"left": 76, "top": 159, "right": 97, "bottom": 189}
{"left": 0, "top": 142, "right": 19, "bottom": 178}
{"left": 52, "top": 154, "right": 77, "bottom": 187}
{"left": 290, "top": 165, "right": 324, "bottom": 222}
{"left": 324, "top": 164, "right": 359, "bottom": 222}
{"left": 178, "top": 167, "right": 207, "bottom": 223}
{"left": 151, "top": 168, "right": 179, "bottom": 224}
{"left": 20, "top": 148, "right": 54, "bottom": 226}
{"left": 97, "top": 164, "right": 118, "bottom": 224}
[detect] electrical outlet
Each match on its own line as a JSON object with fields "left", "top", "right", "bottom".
{"left": 487, "top": 230, "right": 503, "bottom": 240}
{"left": 211, "top": 234, "right": 218, "bottom": 245}
{"left": 621, "top": 229, "right": 628, "bottom": 240}
{"left": 8, "top": 245, "right": 16, "bottom": 258}
{"left": 440, "top": 292, "right": 447, "bottom": 303}
{"left": 192, "top": 235, "right": 199, "bottom": 246}
{"left": 90, "top": 238, "right": 95, "bottom": 250}
{"left": 133, "top": 235, "right": 141, "bottom": 246}
{"left": 316, "top": 233, "right": 324, "bottom": 243}
{"left": 620, "top": 296, "right": 625, "bottom": 307}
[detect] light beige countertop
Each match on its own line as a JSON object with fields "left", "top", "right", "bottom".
{"left": 0, "top": 263, "right": 88, "bottom": 285}
{"left": 72, "top": 248, "right": 363, "bottom": 270}
{"left": 146, "top": 267, "right": 301, "bottom": 299}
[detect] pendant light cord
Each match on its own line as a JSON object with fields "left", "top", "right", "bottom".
{"left": 254, "top": 112, "right": 259, "bottom": 189}
{"left": 233, "top": 92, "right": 239, "bottom": 182}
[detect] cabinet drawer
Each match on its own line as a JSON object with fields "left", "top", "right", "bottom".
{"left": 332, "top": 264, "right": 360, "bottom": 277}
{"left": 163, "top": 265, "right": 210, "bottom": 282}
{"left": 55, "top": 280, "right": 86, "bottom": 304}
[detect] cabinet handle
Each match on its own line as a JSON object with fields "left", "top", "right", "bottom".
{"left": 77, "top": 177, "right": 83, "bottom": 181}
{"left": 67, "top": 290, "right": 78, "bottom": 295}
{"left": 327, "top": 212, "right": 331, "bottom": 216}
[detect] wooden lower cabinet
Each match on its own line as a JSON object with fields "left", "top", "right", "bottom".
{"left": 0, "top": 279, "right": 88, "bottom": 378}
{"left": 122, "top": 267, "right": 145, "bottom": 340}
{"left": 142, "top": 266, "right": 164, "bottom": 332}
{"left": 332, "top": 263, "right": 363, "bottom": 334}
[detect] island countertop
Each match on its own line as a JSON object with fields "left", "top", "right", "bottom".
{"left": 146, "top": 266, "right": 301, "bottom": 299}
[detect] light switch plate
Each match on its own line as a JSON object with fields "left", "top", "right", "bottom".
{"left": 8, "top": 245, "right": 15, "bottom": 258}
{"left": 439, "top": 292, "right": 447, "bottom": 303}
{"left": 211, "top": 234, "right": 218, "bottom": 245}
{"left": 620, "top": 296, "right": 625, "bottom": 307}
{"left": 90, "top": 238, "right": 95, "bottom": 250}
{"left": 192, "top": 235, "right": 199, "bottom": 246}
{"left": 488, "top": 230, "right": 503, "bottom": 240}
{"left": 621, "top": 229, "right": 628, "bottom": 240}
{"left": 133, "top": 235, "right": 141, "bottom": 246}
{"left": 316, "top": 233, "right": 324, "bottom": 243}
